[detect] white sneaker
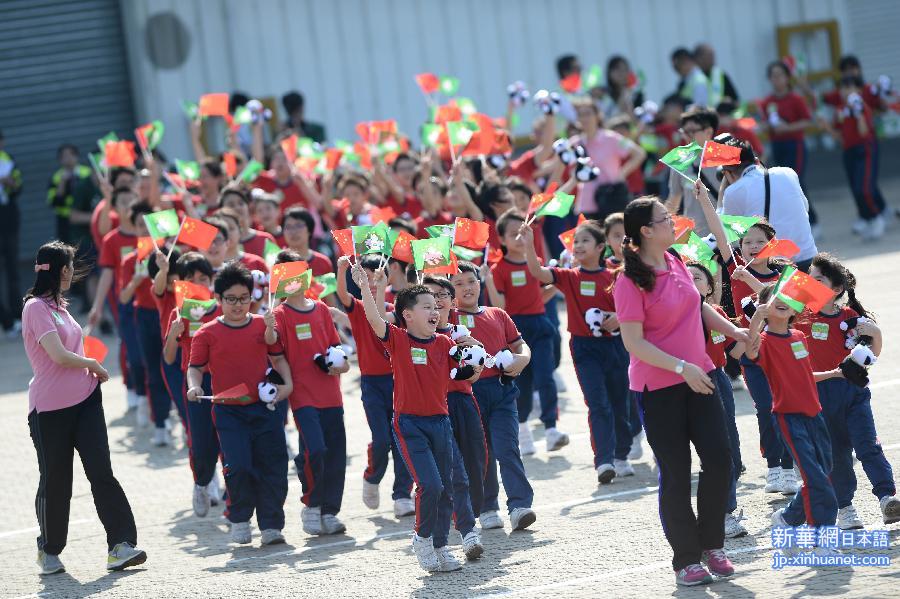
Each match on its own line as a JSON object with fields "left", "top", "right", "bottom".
{"left": 518, "top": 423, "right": 536, "bottom": 456}
{"left": 863, "top": 215, "right": 886, "bottom": 240}
{"left": 880, "top": 495, "right": 900, "bottom": 525}
{"left": 362, "top": 481, "right": 380, "bottom": 510}
{"left": 412, "top": 534, "right": 440, "bottom": 572}
{"left": 510, "top": 507, "right": 536, "bottom": 531}
{"left": 837, "top": 505, "right": 864, "bottom": 530}
{"left": 321, "top": 513, "right": 346, "bottom": 535}
{"left": 301, "top": 506, "right": 322, "bottom": 535}
{"left": 260, "top": 528, "right": 285, "bottom": 545}
{"left": 393, "top": 497, "right": 415, "bottom": 518}
{"left": 627, "top": 430, "right": 644, "bottom": 460}
{"left": 230, "top": 521, "right": 252, "bottom": 544}
{"left": 192, "top": 483, "right": 210, "bottom": 517}
{"left": 434, "top": 545, "right": 463, "bottom": 571}
{"left": 852, "top": 218, "right": 868, "bottom": 235}
{"left": 724, "top": 510, "right": 748, "bottom": 539}
{"left": 771, "top": 508, "right": 790, "bottom": 528}
{"left": 462, "top": 530, "right": 484, "bottom": 560}
{"left": 126, "top": 390, "right": 139, "bottom": 410}
{"left": 135, "top": 398, "right": 150, "bottom": 428}
{"left": 152, "top": 427, "right": 169, "bottom": 447}
{"left": 764, "top": 467, "right": 782, "bottom": 493}
{"left": 207, "top": 477, "right": 221, "bottom": 507}
{"left": 545, "top": 427, "right": 569, "bottom": 452}
{"left": 37, "top": 550, "right": 65, "bottom": 575}
{"left": 106, "top": 542, "right": 147, "bottom": 571}
{"left": 479, "top": 510, "right": 504, "bottom": 529}
{"left": 613, "top": 459, "right": 635, "bottom": 477}
{"left": 553, "top": 370, "right": 567, "bottom": 392}
{"left": 596, "top": 463, "right": 616, "bottom": 485}
{"left": 781, "top": 468, "right": 801, "bottom": 495}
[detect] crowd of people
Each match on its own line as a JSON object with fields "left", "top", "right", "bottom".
{"left": 15, "top": 43, "right": 900, "bottom": 586}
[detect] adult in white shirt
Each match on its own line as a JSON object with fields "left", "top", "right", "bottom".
{"left": 719, "top": 139, "right": 818, "bottom": 271}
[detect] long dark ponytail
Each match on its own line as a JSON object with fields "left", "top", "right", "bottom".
{"left": 620, "top": 197, "right": 661, "bottom": 291}
{"left": 811, "top": 252, "right": 873, "bottom": 320}
{"left": 24, "top": 241, "right": 79, "bottom": 307}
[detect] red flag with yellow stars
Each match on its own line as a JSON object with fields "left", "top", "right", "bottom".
{"left": 174, "top": 280, "right": 212, "bottom": 308}
{"left": 176, "top": 217, "right": 218, "bottom": 251}
{"left": 332, "top": 229, "right": 354, "bottom": 257}
{"left": 370, "top": 206, "right": 397, "bottom": 225}
{"left": 756, "top": 238, "right": 801, "bottom": 261}
{"left": 390, "top": 230, "right": 417, "bottom": 264}
{"left": 136, "top": 237, "right": 163, "bottom": 261}
{"left": 270, "top": 261, "right": 309, "bottom": 292}
{"left": 453, "top": 217, "right": 490, "bottom": 249}
{"left": 105, "top": 141, "right": 136, "bottom": 168}
{"left": 198, "top": 93, "right": 229, "bottom": 117}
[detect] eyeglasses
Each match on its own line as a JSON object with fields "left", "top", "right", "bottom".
{"left": 648, "top": 214, "right": 673, "bottom": 226}
{"left": 433, "top": 292, "right": 452, "bottom": 300}
{"left": 210, "top": 236, "right": 226, "bottom": 246}
{"left": 283, "top": 222, "right": 307, "bottom": 231}
{"left": 222, "top": 295, "right": 252, "bottom": 305}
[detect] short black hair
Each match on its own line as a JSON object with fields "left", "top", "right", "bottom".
{"left": 204, "top": 216, "right": 230, "bottom": 241}
{"left": 177, "top": 251, "right": 213, "bottom": 280}
{"left": 838, "top": 54, "right": 861, "bottom": 72}
{"left": 149, "top": 246, "right": 181, "bottom": 279}
{"left": 670, "top": 47, "right": 693, "bottom": 63}
{"left": 220, "top": 187, "right": 250, "bottom": 207}
{"left": 282, "top": 91, "right": 305, "bottom": 114}
{"left": 216, "top": 207, "right": 241, "bottom": 230}
{"left": 423, "top": 275, "right": 455, "bottom": 299}
{"left": 388, "top": 217, "right": 416, "bottom": 235}
{"left": 214, "top": 260, "right": 253, "bottom": 296}
{"left": 495, "top": 208, "right": 525, "bottom": 238}
{"left": 662, "top": 93, "right": 689, "bottom": 110}
{"left": 275, "top": 249, "right": 303, "bottom": 264}
{"left": 394, "top": 284, "right": 433, "bottom": 328}
{"left": 680, "top": 106, "right": 719, "bottom": 131}
{"left": 455, "top": 261, "right": 479, "bottom": 278}
{"left": 766, "top": 60, "right": 791, "bottom": 79}
{"left": 129, "top": 201, "right": 154, "bottom": 226}
{"left": 391, "top": 152, "right": 417, "bottom": 172}
{"left": 715, "top": 100, "right": 737, "bottom": 115}
{"left": 556, "top": 54, "right": 579, "bottom": 79}
{"left": 201, "top": 158, "right": 224, "bottom": 179}
{"left": 110, "top": 167, "right": 137, "bottom": 187}
{"left": 229, "top": 92, "right": 250, "bottom": 114}
{"left": 282, "top": 206, "right": 315, "bottom": 233}
{"left": 56, "top": 143, "right": 78, "bottom": 158}
{"left": 360, "top": 255, "right": 383, "bottom": 271}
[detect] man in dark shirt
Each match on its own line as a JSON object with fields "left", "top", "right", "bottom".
{"left": 281, "top": 91, "right": 327, "bottom": 143}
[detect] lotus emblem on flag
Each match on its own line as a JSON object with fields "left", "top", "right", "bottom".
{"left": 365, "top": 233, "right": 384, "bottom": 253}
{"left": 732, "top": 223, "right": 746, "bottom": 234}
{"left": 423, "top": 248, "right": 444, "bottom": 266}
{"left": 189, "top": 306, "right": 206, "bottom": 320}
{"left": 683, "top": 246, "right": 699, "bottom": 260}
{"left": 284, "top": 280, "right": 303, "bottom": 295}
{"left": 157, "top": 221, "right": 174, "bottom": 235}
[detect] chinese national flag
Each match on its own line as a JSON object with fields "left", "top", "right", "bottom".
{"left": 104, "top": 141, "right": 136, "bottom": 168}
{"left": 700, "top": 141, "right": 742, "bottom": 168}
{"left": 83, "top": 336, "right": 109, "bottom": 362}
{"left": 280, "top": 135, "right": 298, "bottom": 162}
{"left": 434, "top": 102, "right": 462, "bottom": 124}
{"left": 415, "top": 73, "right": 440, "bottom": 94}
{"left": 270, "top": 261, "right": 309, "bottom": 291}
{"left": 461, "top": 113, "right": 496, "bottom": 157}
{"left": 211, "top": 383, "right": 250, "bottom": 402}
{"left": 332, "top": 228, "right": 354, "bottom": 256}
{"left": 391, "top": 231, "right": 416, "bottom": 263}
{"left": 176, "top": 217, "right": 218, "bottom": 251}
{"left": 672, "top": 215, "right": 695, "bottom": 244}
{"left": 222, "top": 152, "right": 237, "bottom": 178}
{"left": 356, "top": 120, "right": 398, "bottom": 144}
{"left": 453, "top": 218, "right": 490, "bottom": 249}
{"left": 325, "top": 148, "right": 343, "bottom": 171}
{"left": 370, "top": 206, "right": 397, "bottom": 225}
{"left": 136, "top": 237, "right": 163, "bottom": 261}
{"left": 424, "top": 251, "right": 459, "bottom": 275}
{"left": 491, "top": 130, "right": 513, "bottom": 156}
{"left": 174, "top": 280, "right": 212, "bottom": 308}
{"left": 756, "top": 238, "right": 801, "bottom": 260}
{"left": 354, "top": 142, "right": 373, "bottom": 170}
{"left": 487, "top": 246, "right": 503, "bottom": 265}
{"left": 198, "top": 93, "right": 230, "bottom": 117}
{"left": 775, "top": 267, "right": 834, "bottom": 313}
{"left": 527, "top": 193, "right": 551, "bottom": 216}
{"left": 560, "top": 72, "right": 582, "bottom": 94}
{"left": 558, "top": 227, "right": 577, "bottom": 253}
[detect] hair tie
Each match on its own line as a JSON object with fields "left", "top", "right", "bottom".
{"left": 622, "top": 236, "right": 632, "bottom": 247}
{"left": 34, "top": 263, "right": 50, "bottom": 272}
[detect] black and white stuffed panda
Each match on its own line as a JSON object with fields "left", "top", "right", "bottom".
{"left": 449, "top": 344, "right": 488, "bottom": 380}
{"left": 634, "top": 100, "right": 659, "bottom": 125}
{"left": 533, "top": 90, "right": 562, "bottom": 115}
{"left": 314, "top": 345, "right": 348, "bottom": 373}
{"left": 251, "top": 269, "right": 267, "bottom": 302}
{"left": 507, "top": 81, "right": 530, "bottom": 107}
{"left": 840, "top": 316, "right": 873, "bottom": 349}
{"left": 492, "top": 348, "right": 516, "bottom": 385}
{"left": 585, "top": 308, "right": 607, "bottom": 337}
{"left": 575, "top": 157, "right": 600, "bottom": 182}
{"left": 258, "top": 367, "right": 284, "bottom": 410}
{"left": 839, "top": 316, "right": 877, "bottom": 387}
{"left": 448, "top": 324, "right": 471, "bottom": 342}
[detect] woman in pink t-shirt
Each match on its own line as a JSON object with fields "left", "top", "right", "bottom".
{"left": 613, "top": 198, "right": 748, "bottom": 587}
{"left": 22, "top": 241, "right": 146, "bottom": 575}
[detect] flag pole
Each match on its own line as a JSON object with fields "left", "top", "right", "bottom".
{"left": 445, "top": 123, "right": 457, "bottom": 164}
{"left": 166, "top": 219, "right": 186, "bottom": 260}
{"left": 142, "top": 215, "right": 162, "bottom": 252}
{"left": 696, "top": 140, "right": 709, "bottom": 183}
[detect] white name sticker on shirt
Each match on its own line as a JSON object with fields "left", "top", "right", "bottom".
{"left": 459, "top": 314, "right": 475, "bottom": 329}
{"left": 711, "top": 330, "right": 726, "bottom": 345}
{"left": 188, "top": 321, "right": 203, "bottom": 337}
{"left": 295, "top": 323, "right": 312, "bottom": 340}
{"left": 791, "top": 341, "right": 809, "bottom": 360}
{"left": 411, "top": 347, "right": 428, "bottom": 365}
{"left": 580, "top": 281, "right": 596, "bottom": 297}
{"left": 811, "top": 322, "right": 829, "bottom": 341}
{"left": 511, "top": 271, "right": 527, "bottom": 287}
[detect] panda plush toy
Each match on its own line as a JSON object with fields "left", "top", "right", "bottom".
{"left": 533, "top": 89, "right": 562, "bottom": 115}
{"left": 250, "top": 270, "right": 267, "bottom": 302}
{"left": 507, "top": 81, "right": 530, "bottom": 107}
{"left": 492, "top": 348, "right": 517, "bottom": 385}
{"left": 840, "top": 316, "right": 873, "bottom": 349}
{"left": 575, "top": 157, "right": 600, "bottom": 182}
{"left": 246, "top": 99, "right": 273, "bottom": 123}
{"left": 838, "top": 316, "right": 877, "bottom": 387}
{"left": 449, "top": 345, "right": 488, "bottom": 380}
{"left": 584, "top": 308, "right": 619, "bottom": 337}
{"left": 448, "top": 324, "right": 471, "bottom": 342}
{"left": 314, "top": 345, "right": 348, "bottom": 373}
{"left": 258, "top": 367, "right": 284, "bottom": 410}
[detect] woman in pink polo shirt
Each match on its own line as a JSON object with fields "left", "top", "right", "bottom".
{"left": 613, "top": 198, "right": 749, "bottom": 587}
{"left": 22, "top": 241, "right": 146, "bottom": 575}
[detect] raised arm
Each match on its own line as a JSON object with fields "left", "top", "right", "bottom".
{"left": 519, "top": 223, "right": 553, "bottom": 284}
{"left": 744, "top": 303, "right": 769, "bottom": 361}
{"left": 480, "top": 262, "right": 504, "bottom": 310}
{"left": 351, "top": 262, "right": 387, "bottom": 339}
{"left": 336, "top": 256, "right": 353, "bottom": 308}
{"left": 694, "top": 179, "right": 733, "bottom": 263}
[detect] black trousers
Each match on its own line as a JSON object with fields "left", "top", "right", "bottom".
{"left": 0, "top": 217, "right": 20, "bottom": 329}
{"left": 28, "top": 384, "right": 137, "bottom": 555}
{"left": 635, "top": 378, "right": 732, "bottom": 571}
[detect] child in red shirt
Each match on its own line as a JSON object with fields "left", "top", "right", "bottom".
{"left": 352, "top": 262, "right": 479, "bottom": 573}
{"left": 186, "top": 262, "right": 292, "bottom": 546}
{"left": 272, "top": 251, "right": 349, "bottom": 536}
{"left": 281, "top": 207, "right": 333, "bottom": 276}
{"left": 747, "top": 285, "right": 837, "bottom": 535}
{"left": 220, "top": 188, "right": 277, "bottom": 258}
{"left": 799, "top": 254, "right": 899, "bottom": 527}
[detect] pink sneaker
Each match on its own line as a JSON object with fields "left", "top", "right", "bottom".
{"left": 702, "top": 548, "right": 735, "bottom": 577}
{"left": 675, "top": 563, "right": 713, "bottom": 586}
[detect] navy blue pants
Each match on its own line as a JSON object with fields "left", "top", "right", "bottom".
{"left": 393, "top": 414, "right": 453, "bottom": 548}
{"left": 818, "top": 379, "right": 895, "bottom": 508}
{"left": 571, "top": 335, "right": 631, "bottom": 466}
{"left": 472, "top": 377, "right": 534, "bottom": 514}
{"left": 117, "top": 302, "right": 145, "bottom": 397}
{"left": 186, "top": 374, "right": 219, "bottom": 486}
{"left": 293, "top": 406, "right": 346, "bottom": 515}
{"left": 360, "top": 374, "right": 413, "bottom": 500}
{"left": 842, "top": 141, "right": 886, "bottom": 220}
{"left": 713, "top": 368, "right": 740, "bottom": 512}
{"left": 544, "top": 295, "right": 562, "bottom": 370}
{"left": 450, "top": 436, "right": 476, "bottom": 536}
{"left": 448, "top": 391, "right": 487, "bottom": 517}
{"left": 776, "top": 412, "right": 837, "bottom": 527}
{"left": 135, "top": 307, "right": 171, "bottom": 428}
{"left": 741, "top": 356, "right": 792, "bottom": 470}
{"left": 212, "top": 402, "right": 288, "bottom": 529}
{"left": 161, "top": 347, "right": 187, "bottom": 425}
{"left": 771, "top": 138, "right": 816, "bottom": 224}
{"left": 511, "top": 313, "right": 559, "bottom": 428}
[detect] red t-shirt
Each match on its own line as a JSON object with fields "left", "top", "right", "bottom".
{"left": 834, "top": 102, "right": 876, "bottom": 149}
{"left": 551, "top": 266, "right": 617, "bottom": 337}
{"left": 491, "top": 258, "right": 545, "bottom": 316}
{"left": 344, "top": 297, "right": 393, "bottom": 376}
{"left": 188, "top": 314, "right": 283, "bottom": 400}
{"left": 254, "top": 173, "right": 310, "bottom": 213}
{"left": 273, "top": 301, "right": 342, "bottom": 410}
{"left": 507, "top": 149, "right": 538, "bottom": 184}
{"left": 153, "top": 289, "right": 177, "bottom": 339}
{"left": 823, "top": 86, "right": 882, "bottom": 110}
{"left": 704, "top": 304, "right": 733, "bottom": 369}
{"left": 759, "top": 93, "right": 812, "bottom": 142}
{"left": 98, "top": 229, "right": 140, "bottom": 294}
{"left": 119, "top": 252, "right": 156, "bottom": 310}
{"left": 237, "top": 252, "right": 268, "bottom": 274}
{"left": 296, "top": 249, "right": 333, "bottom": 277}
{"left": 381, "top": 323, "right": 452, "bottom": 416}
{"left": 753, "top": 329, "right": 821, "bottom": 417}
{"left": 383, "top": 192, "right": 423, "bottom": 220}
{"left": 240, "top": 229, "right": 277, "bottom": 258}
{"left": 90, "top": 200, "right": 119, "bottom": 250}
{"left": 166, "top": 304, "right": 222, "bottom": 371}
{"left": 795, "top": 307, "right": 857, "bottom": 372}
{"left": 726, "top": 255, "right": 781, "bottom": 326}
{"left": 438, "top": 324, "right": 473, "bottom": 395}
{"left": 718, "top": 124, "right": 764, "bottom": 158}
{"left": 452, "top": 307, "right": 521, "bottom": 379}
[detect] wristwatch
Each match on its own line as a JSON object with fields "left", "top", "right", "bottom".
{"left": 674, "top": 360, "right": 685, "bottom": 375}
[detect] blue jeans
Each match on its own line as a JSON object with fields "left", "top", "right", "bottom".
{"left": 776, "top": 413, "right": 837, "bottom": 527}
{"left": 842, "top": 141, "right": 886, "bottom": 220}
{"left": 511, "top": 313, "right": 559, "bottom": 428}
{"left": 360, "top": 374, "right": 413, "bottom": 500}
{"left": 450, "top": 436, "right": 476, "bottom": 536}
{"left": 817, "top": 379, "right": 895, "bottom": 507}
{"left": 212, "top": 402, "right": 288, "bottom": 529}
{"left": 447, "top": 391, "right": 487, "bottom": 517}
{"left": 393, "top": 414, "right": 454, "bottom": 548}
{"left": 135, "top": 307, "right": 170, "bottom": 428}
{"left": 117, "top": 302, "right": 145, "bottom": 397}
{"left": 186, "top": 373, "right": 219, "bottom": 486}
{"left": 570, "top": 335, "right": 631, "bottom": 466}
{"left": 741, "top": 356, "right": 792, "bottom": 470}
{"left": 472, "top": 377, "right": 533, "bottom": 513}
{"left": 293, "top": 406, "right": 346, "bottom": 515}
